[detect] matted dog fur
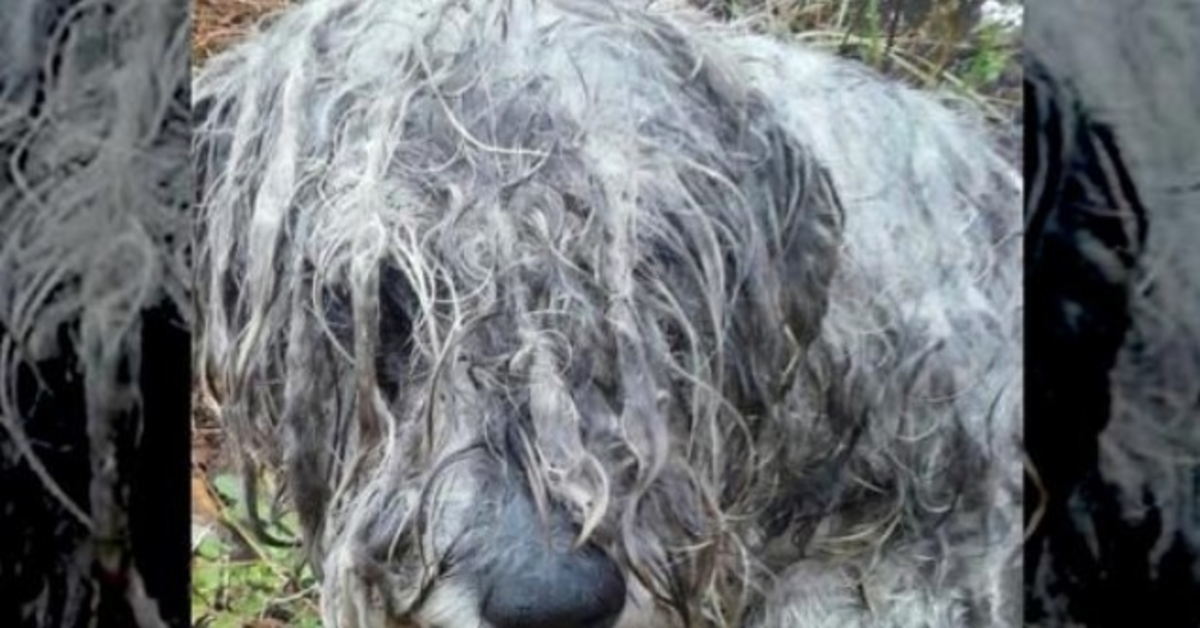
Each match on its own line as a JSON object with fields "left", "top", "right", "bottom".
{"left": 194, "top": 0, "right": 1022, "bottom": 626}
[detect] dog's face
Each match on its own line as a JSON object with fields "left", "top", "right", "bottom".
{"left": 196, "top": 1, "right": 1021, "bottom": 627}
{"left": 287, "top": 32, "right": 841, "bottom": 628}
{"left": 200, "top": 4, "right": 841, "bottom": 626}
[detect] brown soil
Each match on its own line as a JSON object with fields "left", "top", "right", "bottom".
{"left": 193, "top": 0, "right": 290, "bottom": 63}
{"left": 191, "top": 385, "right": 226, "bottom": 524}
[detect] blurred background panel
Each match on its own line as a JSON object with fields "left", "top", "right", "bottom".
{"left": 1025, "top": 1, "right": 1200, "bottom": 626}
{"left": 0, "top": 0, "right": 192, "bottom": 626}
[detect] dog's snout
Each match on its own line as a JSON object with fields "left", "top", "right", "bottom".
{"left": 477, "top": 490, "right": 626, "bottom": 628}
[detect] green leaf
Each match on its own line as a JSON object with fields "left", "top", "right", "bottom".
{"left": 211, "top": 473, "right": 242, "bottom": 506}
{"left": 195, "top": 534, "right": 228, "bottom": 560}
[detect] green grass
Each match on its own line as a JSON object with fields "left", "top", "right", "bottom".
{"left": 961, "top": 21, "right": 1013, "bottom": 89}
{"left": 725, "top": 0, "right": 1021, "bottom": 123}
{"left": 192, "top": 473, "right": 321, "bottom": 628}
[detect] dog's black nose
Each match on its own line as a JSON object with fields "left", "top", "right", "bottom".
{"left": 477, "top": 491, "right": 626, "bottom": 628}
{"left": 480, "top": 540, "right": 626, "bottom": 628}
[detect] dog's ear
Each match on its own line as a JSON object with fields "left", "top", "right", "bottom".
{"left": 644, "top": 94, "right": 845, "bottom": 415}
{"left": 730, "top": 111, "right": 845, "bottom": 413}
{"left": 763, "top": 121, "right": 845, "bottom": 351}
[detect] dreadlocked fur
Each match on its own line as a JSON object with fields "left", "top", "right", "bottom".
{"left": 1026, "top": 2, "right": 1200, "bottom": 626}
{"left": 194, "top": 0, "right": 1022, "bottom": 626}
{"left": 0, "top": 0, "right": 191, "bottom": 626}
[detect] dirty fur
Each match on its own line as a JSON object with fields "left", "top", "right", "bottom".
{"left": 194, "top": 0, "right": 1022, "bottom": 626}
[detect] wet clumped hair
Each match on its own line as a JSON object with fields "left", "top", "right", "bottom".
{"left": 195, "top": 0, "right": 1021, "bottom": 626}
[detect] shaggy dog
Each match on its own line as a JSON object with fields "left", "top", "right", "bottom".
{"left": 0, "top": 0, "right": 191, "bottom": 626}
{"left": 194, "top": 0, "right": 1022, "bottom": 626}
{"left": 1026, "top": 2, "right": 1200, "bottom": 626}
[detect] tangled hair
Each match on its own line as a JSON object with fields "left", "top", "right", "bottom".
{"left": 0, "top": 0, "right": 191, "bottom": 626}
{"left": 1027, "top": 2, "right": 1200, "bottom": 626}
{"left": 195, "top": 0, "right": 1021, "bottom": 625}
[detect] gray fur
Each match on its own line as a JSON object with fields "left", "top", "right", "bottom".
{"left": 194, "top": 1, "right": 1022, "bottom": 626}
